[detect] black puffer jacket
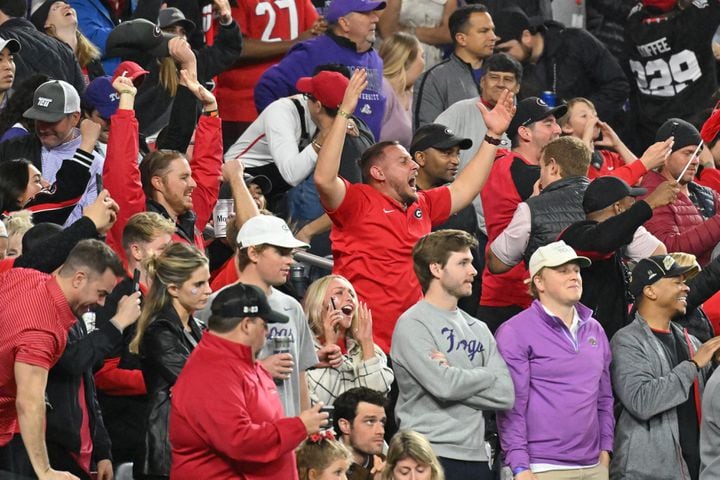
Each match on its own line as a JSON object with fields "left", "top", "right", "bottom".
{"left": 519, "top": 21, "right": 629, "bottom": 121}
{"left": 0, "top": 18, "right": 85, "bottom": 93}
{"left": 136, "top": 304, "right": 203, "bottom": 478}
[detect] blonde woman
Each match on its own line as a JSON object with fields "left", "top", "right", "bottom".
{"left": 382, "top": 431, "right": 445, "bottom": 480}
{"left": 378, "top": 32, "right": 425, "bottom": 149}
{"left": 31, "top": 0, "right": 104, "bottom": 81}
{"left": 304, "top": 275, "right": 394, "bottom": 406}
{"left": 378, "top": 0, "right": 456, "bottom": 69}
{"left": 129, "top": 242, "right": 211, "bottom": 479}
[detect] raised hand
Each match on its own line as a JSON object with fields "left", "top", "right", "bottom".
{"left": 639, "top": 137, "right": 674, "bottom": 171}
{"left": 111, "top": 75, "right": 137, "bottom": 97}
{"left": 338, "top": 69, "right": 368, "bottom": 117}
{"left": 180, "top": 69, "right": 217, "bottom": 110}
{"left": 477, "top": 89, "right": 516, "bottom": 138}
{"left": 354, "top": 301, "right": 374, "bottom": 346}
{"left": 694, "top": 336, "right": 720, "bottom": 368}
{"left": 213, "top": 0, "right": 232, "bottom": 23}
{"left": 79, "top": 118, "right": 102, "bottom": 151}
{"left": 113, "top": 291, "right": 142, "bottom": 330}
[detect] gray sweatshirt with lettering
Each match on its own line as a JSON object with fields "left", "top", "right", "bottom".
{"left": 391, "top": 300, "right": 515, "bottom": 461}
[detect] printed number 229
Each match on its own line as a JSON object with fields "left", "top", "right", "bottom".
{"left": 629, "top": 49, "right": 701, "bottom": 97}
{"left": 256, "top": 0, "right": 299, "bottom": 41}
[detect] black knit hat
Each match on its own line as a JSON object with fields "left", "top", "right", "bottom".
{"left": 655, "top": 118, "right": 702, "bottom": 152}
{"left": 30, "top": 0, "right": 65, "bottom": 31}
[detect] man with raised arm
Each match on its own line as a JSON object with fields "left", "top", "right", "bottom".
{"left": 313, "top": 68, "right": 515, "bottom": 352}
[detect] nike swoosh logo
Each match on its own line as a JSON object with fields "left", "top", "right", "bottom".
{"left": 383, "top": 208, "right": 395, "bottom": 214}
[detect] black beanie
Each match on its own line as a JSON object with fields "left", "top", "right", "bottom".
{"left": 655, "top": 118, "right": 702, "bottom": 152}
{"left": 30, "top": 0, "right": 64, "bottom": 31}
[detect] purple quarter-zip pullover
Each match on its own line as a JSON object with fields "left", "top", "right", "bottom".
{"left": 495, "top": 300, "right": 615, "bottom": 472}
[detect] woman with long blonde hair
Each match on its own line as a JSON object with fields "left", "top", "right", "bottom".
{"left": 303, "top": 274, "right": 393, "bottom": 406}
{"left": 129, "top": 242, "right": 211, "bottom": 479}
{"left": 378, "top": 32, "right": 425, "bottom": 148}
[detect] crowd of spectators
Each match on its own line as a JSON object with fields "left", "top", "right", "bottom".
{"left": 4, "top": 0, "right": 720, "bottom": 479}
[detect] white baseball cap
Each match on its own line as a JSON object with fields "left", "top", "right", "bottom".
{"left": 236, "top": 215, "right": 309, "bottom": 249}
{"left": 528, "top": 240, "right": 591, "bottom": 279}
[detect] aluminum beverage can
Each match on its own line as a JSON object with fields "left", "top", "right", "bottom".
{"left": 540, "top": 91, "right": 557, "bottom": 107}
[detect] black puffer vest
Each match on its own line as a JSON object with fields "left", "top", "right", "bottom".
{"left": 523, "top": 176, "right": 590, "bottom": 266}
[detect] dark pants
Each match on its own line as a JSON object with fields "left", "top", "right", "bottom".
{"left": 0, "top": 434, "right": 35, "bottom": 479}
{"left": 439, "top": 457, "right": 493, "bottom": 480}
{"left": 476, "top": 304, "right": 524, "bottom": 333}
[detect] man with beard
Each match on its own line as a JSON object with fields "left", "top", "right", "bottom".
{"left": 611, "top": 255, "right": 720, "bottom": 479}
{"left": 640, "top": 118, "right": 720, "bottom": 267}
{"left": 314, "top": 69, "right": 515, "bottom": 353}
{"left": 493, "top": 5, "right": 627, "bottom": 123}
{"left": 0, "top": 239, "right": 139, "bottom": 479}
{"left": 392, "top": 230, "right": 513, "bottom": 480}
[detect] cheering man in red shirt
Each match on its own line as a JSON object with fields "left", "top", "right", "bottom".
{"left": 314, "top": 69, "right": 515, "bottom": 353}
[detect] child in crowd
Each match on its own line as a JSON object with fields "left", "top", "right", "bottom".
{"left": 297, "top": 431, "right": 352, "bottom": 480}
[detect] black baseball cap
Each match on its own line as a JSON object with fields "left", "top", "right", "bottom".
{"left": 409, "top": 123, "right": 473, "bottom": 156}
{"left": 507, "top": 97, "right": 567, "bottom": 139}
{"left": 106, "top": 19, "right": 175, "bottom": 58}
{"left": 629, "top": 255, "right": 699, "bottom": 297}
{"left": 211, "top": 283, "right": 289, "bottom": 324}
{"left": 582, "top": 176, "right": 647, "bottom": 213}
{"left": 157, "top": 7, "right": 195, "bottom": 33}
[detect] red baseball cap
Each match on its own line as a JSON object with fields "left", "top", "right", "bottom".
{"left": 296, "top": 71, "right": 349, "bottom": 110}
{"left": 112, "top": 61, "right": 150, "bottom": 87}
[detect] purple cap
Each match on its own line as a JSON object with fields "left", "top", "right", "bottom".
{"left": 325, "top": 0, "right": 386, "bottom": 23}
{"left": 83, "top": 76, "right": 119, "bottom": 120}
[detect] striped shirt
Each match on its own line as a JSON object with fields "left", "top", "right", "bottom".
{"left": 0, "top": 268, "right": 77, "bottom": 446}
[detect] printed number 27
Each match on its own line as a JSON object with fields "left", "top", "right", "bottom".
{"left": 256, "top": 0, "right": 299, "bottom": 41}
